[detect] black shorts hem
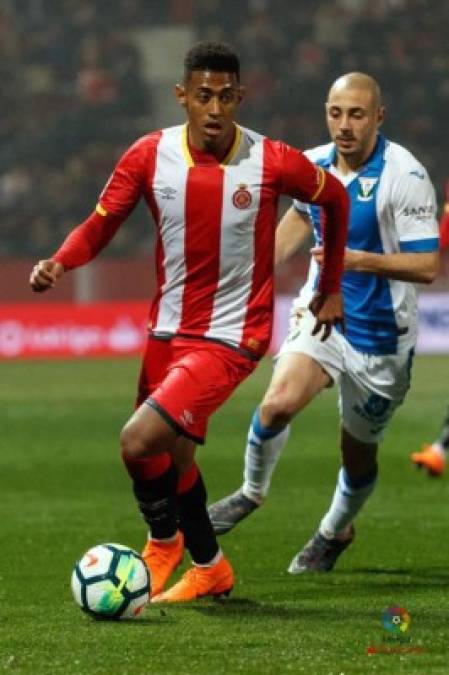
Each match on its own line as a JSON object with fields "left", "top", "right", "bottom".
{"left": 148, "top": 331, "right": 261, "bottom": 362}
{"left": 145, "top": 398, "right": 204, "bottom": 445}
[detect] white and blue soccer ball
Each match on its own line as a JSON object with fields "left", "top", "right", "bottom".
{"left": 71, "top": 543, "right": 151, "bottom": 620}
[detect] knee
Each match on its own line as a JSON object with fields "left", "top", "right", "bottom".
{"left": 260, "top": 391, "right": 296, "bottom": 428}
{"left": 120, "top": 420, "right": 149, "bottom": 461}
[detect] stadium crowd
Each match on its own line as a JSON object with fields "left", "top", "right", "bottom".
{"left": 1, "top": 0, "right": 448, "bottom": 262}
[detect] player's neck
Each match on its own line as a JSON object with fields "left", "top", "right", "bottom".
{"left": 187, "top": 125, "right": 236, "bottom": 162}
{"left": 335, "top": 155, "right": 363, "bottom": 175}
{"left": 335, "top": 139, "right": 378, "bottom": 175}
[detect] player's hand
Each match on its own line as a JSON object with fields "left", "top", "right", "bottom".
{"left": 30, "top": 259, "right": 65, "bottom": 292}
{"left": 311, "top": 246, "right": 361, "bottom": 271}
{"left": 308, "top": 291, "right": 345, "bottom": 342}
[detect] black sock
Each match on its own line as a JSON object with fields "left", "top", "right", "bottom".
{"left": 132, "top": 463, "right": 178, "bottom": 540}
{"left": 177, "top": 472, "right": 219, "bottom": 565}
{"left": 439, "top": 406, "right": 449, "bottom": 451}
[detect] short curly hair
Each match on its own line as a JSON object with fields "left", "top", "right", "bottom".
{"left": 184, "top": 41, "right": 240, "bottom": 82}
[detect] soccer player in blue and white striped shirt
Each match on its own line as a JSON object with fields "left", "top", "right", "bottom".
{"left": 209, "top": 72, "right": 440, "bottom": 573}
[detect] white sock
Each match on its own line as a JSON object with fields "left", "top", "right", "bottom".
{"left": 242, "top": 408, "right": 290, "bottom": 504}
{"left": 148, "top": 531, "right": 179, "bottom": 543}
{"left": 194, "top": 549, "right": 223, "bottom": 568}
{"left": 319, "top": 466, "right": 378, "bottom": 539}
{"left": 432, "top": 442, "right": 446, "bottom": 458}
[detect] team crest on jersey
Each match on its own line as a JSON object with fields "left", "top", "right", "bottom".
{"left": 232, "top": 184, "right": 252, "bottom": 209}
{"left": 357, "top": 177, "right": 378, "bottom": 201}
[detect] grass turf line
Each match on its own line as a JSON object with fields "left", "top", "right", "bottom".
{"left": 1, "top": 356, "right": 448, "bottom": 674}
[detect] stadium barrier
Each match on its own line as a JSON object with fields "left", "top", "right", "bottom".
{"left": 1, "top": 294, "right": 448, "bottom": 360}
{"left": 0, "top": 302, "right": 149, "bottom": 359}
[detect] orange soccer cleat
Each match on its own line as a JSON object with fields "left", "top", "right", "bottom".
{"left": 151, "top": 555, "right": 234, "bottom": 603}
{"left": 411, "top": 444, "right": 446, "bottom": 477}
{"left": 142, "top": 530, "right": 184, "bottom": 598}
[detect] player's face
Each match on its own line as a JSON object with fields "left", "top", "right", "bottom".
{"left": 326, "top": 87, "right": 384, "bottom": 166}
{"left": 176, "top": 71, "right": 244, "bottom": 154}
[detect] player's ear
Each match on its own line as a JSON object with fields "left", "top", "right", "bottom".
{"left": 237, "top": 85, "right": 245, "bottom": 105}
{"left": 377, "top": 106, "right": 386, "bottom": 127}
{"left": 175, "top": 83, "right": 187, "bottom": 108}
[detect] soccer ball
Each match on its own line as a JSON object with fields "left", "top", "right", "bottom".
{"left": 71, "top": 543, "right": 151, "bottom": 620}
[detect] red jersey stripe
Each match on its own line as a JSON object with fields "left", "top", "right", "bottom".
{"left": 180, "top": 165, "right": 224, "bottom": 331}
{"left": 141, "top": 132, "right": 165, "bottom": 329}
{"left": 240, "top": 137, "right": 277, "bottom": 353}
{"left": 52, "top": 125, "right": 348, "bottom": 357}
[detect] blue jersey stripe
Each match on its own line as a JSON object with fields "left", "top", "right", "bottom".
{"left": 399, "top": 238, "right": 439, "bottom": 252}
{"left": 311, "top": 135, "right": 403, "bottom": 355}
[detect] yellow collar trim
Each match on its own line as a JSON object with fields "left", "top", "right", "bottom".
{"left": 221, "top": 124, "right": 241, "bottom": 166}
{"left": 181, "top": 124, "right": 241, "bottom": 168}
{"left": 181, "top": 124, "right": 195, "bottom": 167}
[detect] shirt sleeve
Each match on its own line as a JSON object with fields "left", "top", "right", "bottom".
{"left": 96, "top": 136, "right": 149, "bottom": 218}
{"left": 276, "top": 143, "right": 328, "bottom": 203}
{"left": 274, "top": 142, "right": 349, "bottom": 293}
{"left": 52, "top": 136, "right": 151, "bottom": 269}
{"left": 391, "top": 168, "right": 439, "bottom": 252}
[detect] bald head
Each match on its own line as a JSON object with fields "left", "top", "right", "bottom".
{"left": 325, "top": 72, "right": 385, "bottom": 171}
{"left": 328, "top": 72, "right": 382, "bottom": 109}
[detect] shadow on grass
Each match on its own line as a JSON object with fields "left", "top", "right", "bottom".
{"left": 334, "top": 566, "right": 449, "bottom": 591}
{"left": 182, "top": 597, "right": 364, "bottom": 622}
{"left": 216, "top": 566, "right": 449, "bottom": 607}
{"left": 352, "top": 566, "right": 449, "bottom": 582}
{"left": 81, "top": 609, "right": 177, "bottom": 627}
{"left": 87, "top": 567, "right": 449, "bottom": 626}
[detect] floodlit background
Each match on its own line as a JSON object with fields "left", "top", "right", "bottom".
{"left": 0, "top": 0, "right": 448, "bottom": 352}
{"left": 2, "top": 4, "right": 449, "bottom": 673}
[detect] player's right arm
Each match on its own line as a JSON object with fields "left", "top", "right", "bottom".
{"left": 30, "top": 136, "right": 152, "bottom": 292}
{"left": 30, "top": 259, "right": 65, "bottom": 292}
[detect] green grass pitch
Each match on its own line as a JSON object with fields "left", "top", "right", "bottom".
{"left": 1, "top": 355, "right": 448, "bottom": 674}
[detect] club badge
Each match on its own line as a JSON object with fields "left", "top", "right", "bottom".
{"left": 357, "top": 177, "right": 378, "bottom": 201}
{"left": 232, "top": 184, "right": 252, "bottom": 209}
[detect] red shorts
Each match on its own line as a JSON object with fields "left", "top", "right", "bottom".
{"left": 136, "top": 336, "right": 258, "bottom": 444}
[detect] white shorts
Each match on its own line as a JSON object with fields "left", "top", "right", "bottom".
{"left": 277, "top": 309, "right": 415, "bottom": 443}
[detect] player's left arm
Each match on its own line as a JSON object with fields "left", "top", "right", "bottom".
{"left": 312, "top": 168, "right": 440, "bottom": 284}
{"left": 334, "top": 249, "right": 438, "bottom": 283}
{"left": 52, "top": 138, "right": 150, "bottom": 271}
{"left": 311, "top": 248, "right": 439, "bottom": 283}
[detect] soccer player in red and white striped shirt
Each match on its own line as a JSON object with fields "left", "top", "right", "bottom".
{"left": 30, "top": 41, "right": 349, "bottom": 602}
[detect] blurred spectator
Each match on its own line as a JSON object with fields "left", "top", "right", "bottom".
{"left": 0, "top": 0, "right": 154, "bottom": 258}
{"left": 1, "top": 0, "right": 447, "bottom": 261}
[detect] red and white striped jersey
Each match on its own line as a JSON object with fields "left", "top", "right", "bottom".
{"left": 54, "top": 123, "right": 348, "bottom": 358}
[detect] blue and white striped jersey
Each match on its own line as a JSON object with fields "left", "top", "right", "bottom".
{"left": 293, "top": 134, "right": 439, "bottom": 355}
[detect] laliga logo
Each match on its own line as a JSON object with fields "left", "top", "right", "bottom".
{"left": 382, "top": 606, "right": 411, "bottom": 635}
